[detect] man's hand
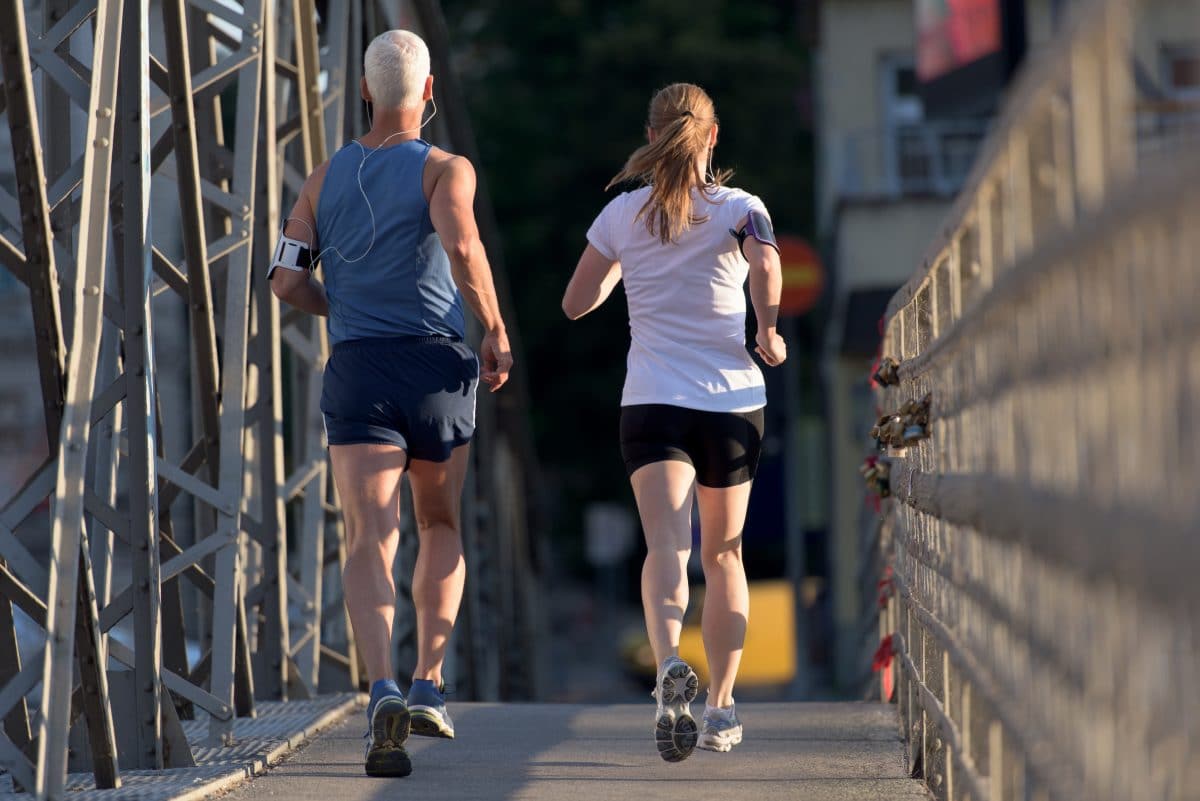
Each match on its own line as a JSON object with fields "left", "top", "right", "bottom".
{"left": 755, "top": 328, "right": 787, "bottom": 367}
{"left": 480, "top": 328, "right": 513, "bottom": 392}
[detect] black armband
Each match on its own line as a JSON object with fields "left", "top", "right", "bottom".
{"left": 728, "top": 210, "right": 779, "bottom": 260}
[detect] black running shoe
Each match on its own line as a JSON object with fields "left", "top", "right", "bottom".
{"left": 364, "top": 695, "right": 412, "bottom": 777}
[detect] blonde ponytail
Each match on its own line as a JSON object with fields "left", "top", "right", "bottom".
{"left": 607, "top": 83, "right": 732, "bottom": 245}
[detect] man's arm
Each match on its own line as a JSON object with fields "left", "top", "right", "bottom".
{"left": 270, "top": 168, "right": 329, "bottom": 316}
{"left": 428, "top": 156, "right": 512, "bottom": 392}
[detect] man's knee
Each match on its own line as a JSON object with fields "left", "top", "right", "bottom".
{"left": 414, "top": 499, "right": 460, "bottom": 534}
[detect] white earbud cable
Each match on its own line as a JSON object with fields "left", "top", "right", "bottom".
{"left": 283, "top": 98, "right": 438, "bottom": 266}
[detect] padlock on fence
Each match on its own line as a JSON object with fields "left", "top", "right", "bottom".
{"left": 873, "top": 356, "right": 901, "bottom": 387}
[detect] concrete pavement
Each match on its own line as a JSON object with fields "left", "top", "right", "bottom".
{"left": 223, "top": 702, "right": 930, "bottom": 801}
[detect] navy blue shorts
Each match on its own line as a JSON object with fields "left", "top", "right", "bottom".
{"left": 320, "top": 336, "right": 479, "bottom": 462}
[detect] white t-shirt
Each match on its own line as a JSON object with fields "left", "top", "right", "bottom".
{"left": 586, "top": 185, "right": 769, "bottom": 413}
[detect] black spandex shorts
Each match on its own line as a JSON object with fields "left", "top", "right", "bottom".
{"left": 619, "top": 404, "right": 765, "bottom": 488}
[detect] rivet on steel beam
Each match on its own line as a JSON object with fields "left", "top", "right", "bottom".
{"left": 86, "top": 286, "right": 100, "bottom": 295}
{"left": 98, "top": 107, "right": 112, "bottom": 118}
{"left": 250, "top": 46, "right": 260, "bottom": 54}
{"left": 95, "top": 137, "right": 111, "bottom": 148}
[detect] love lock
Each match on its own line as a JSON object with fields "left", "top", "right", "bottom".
{"left": 873, "top": 356, "right": 901, "bottom": 386}
{"left": 902, "top": 422, "right": 927, "bottom": 444}
{"left": 870, "top": 414, "right": 891, "bottom": 444}
{"left": 874, "top": 458, "right": 891, "bottom": 479}
{"left": 885, "top": 417, "right": 906, "bottom": 446}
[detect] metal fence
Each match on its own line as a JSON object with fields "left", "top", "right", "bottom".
{"left": 0, "top": 1, "right": 542, "bottom": 798}
{"left": 870, "top": 1, "right": 1200, "bottom": 800}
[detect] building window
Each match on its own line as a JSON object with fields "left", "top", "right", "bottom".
{"left": 1163, "top": 45, "right": 1200, "bottom": 98}
{"left": 882, "top": 55, "right": 986, "bottom": 197}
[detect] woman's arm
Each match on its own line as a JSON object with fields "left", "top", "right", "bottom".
{"left": 743, "top": 230, "right": 786, "bottom": 367}
{"left": 563, "top": 245, "right": 621, "bottom": 320}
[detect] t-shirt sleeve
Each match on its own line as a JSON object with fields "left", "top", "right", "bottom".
{"left": 733, "top": 191, "right": 770, "bottom": 228}
{"left": 586, "top": 195, "right": 622, "bottom": 260}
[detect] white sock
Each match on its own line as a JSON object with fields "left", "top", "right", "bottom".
{"left": 705, "top": 701, "right": 735, "bottom": 720}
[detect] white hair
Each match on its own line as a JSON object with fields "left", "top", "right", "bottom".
{"left": 364, "top": 30, "right": 430, "bottom": 110}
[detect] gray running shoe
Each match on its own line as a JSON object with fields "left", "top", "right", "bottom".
{"left": 653, "top": 656, "right": 699, "bottom": 762}
{"left": 698, "top": 704, "right": 744, "bottom": 752}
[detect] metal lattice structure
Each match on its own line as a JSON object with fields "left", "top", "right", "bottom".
{"left": 870, "top": 1, "right": 1199, "bottom": 800}
{"left": 0, "top": 1, "right": 542, "bottom": 797}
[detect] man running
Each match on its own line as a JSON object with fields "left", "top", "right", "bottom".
{"left": 269, "top": 29, "right": 512, "bottom": 778}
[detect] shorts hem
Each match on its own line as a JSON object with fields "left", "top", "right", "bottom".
{"left": 406, "top": 433, "right": 475, "bottom": 464}
{"left": 326, "top": 437, "right": 408, "bottom": 449}
{"left": 695, "top": 471, "right": 755, "bottom": 489}
{"left": 624, "top": 451, "right": 692, "bottom": 478}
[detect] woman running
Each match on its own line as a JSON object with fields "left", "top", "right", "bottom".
{"left": 562, "top": 82, "right": 785, "bottom": 763}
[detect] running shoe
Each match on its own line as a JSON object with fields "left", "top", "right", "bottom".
{"left": 653, "top": 656, "right": 699, "bottom": 762}
{"left": 698, "top": 704, "right": 744, "bottom": 752}
{"left": 409, "top": 679, "right": 455, "bottom": 739}
{"left": 364, "top": 681, "right": 411, "bottom": 777}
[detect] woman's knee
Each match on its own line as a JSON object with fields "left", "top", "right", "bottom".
{"left": 701, "top": 541, "right": 743, "bottom": 572}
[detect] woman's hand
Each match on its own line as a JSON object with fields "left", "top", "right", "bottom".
{"left": 755, "top": 328, "right": 787, "bottom": 367}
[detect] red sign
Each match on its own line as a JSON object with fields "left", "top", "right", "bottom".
{"left": 777, "top": 235, "right": 824, "bottom": 317}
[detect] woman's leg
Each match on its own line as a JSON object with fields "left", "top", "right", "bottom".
{"left": 329, "top": 443, "right": 408, "bottom": 683}
{"left": 695, "top": 480, "right": 753, "bottom": 708}
{"left": 629, "top": 459, "right": 697, "bottom": 668}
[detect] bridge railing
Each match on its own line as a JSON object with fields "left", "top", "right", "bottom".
{"left": 870, "top": 1, "right": 1199, "bottom": 800}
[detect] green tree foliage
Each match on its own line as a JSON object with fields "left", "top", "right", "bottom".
{"left": 442, "top": 0, "right": 813, "bottom": 560}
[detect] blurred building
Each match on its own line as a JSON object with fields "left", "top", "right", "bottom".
{"left": 815, "top": 0, "right": 1200, "bottom": 691}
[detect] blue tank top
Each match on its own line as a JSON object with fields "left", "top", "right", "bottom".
{"left": 315, "top": 139, "right": 465, "bottom": 344}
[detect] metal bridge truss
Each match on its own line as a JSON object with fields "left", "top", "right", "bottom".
{"left": 0, "top": 1, "right": 542, "bottom": 798}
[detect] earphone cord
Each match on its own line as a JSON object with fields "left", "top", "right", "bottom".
{"left": 283, "top": 98, "right": 439, "bottom": 265}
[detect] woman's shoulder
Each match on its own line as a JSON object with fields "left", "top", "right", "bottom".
{"left": 595, "top": 185, "right": 650, "bottom": 218}
{"left": 609, "top": 184, "right": 652, "bottom": 204}
{"left": 704, "top": 184, "right": 762, "bottom": 205}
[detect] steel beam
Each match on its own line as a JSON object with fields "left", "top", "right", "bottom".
{"left": 36, "top": 0, "right": 125, "bottom": 796}
{"left": 246, "top": 0, "right": 292, "bottom": 701}
{"left": 207, "top": 0, "right": 266, "bottom": 743}
{"left": 114, "top": 0, "right": 163, "bottom": 769}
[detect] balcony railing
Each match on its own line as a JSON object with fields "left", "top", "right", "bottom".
{"left": 837, "top": 119, "right": 992, "bottom": 201}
